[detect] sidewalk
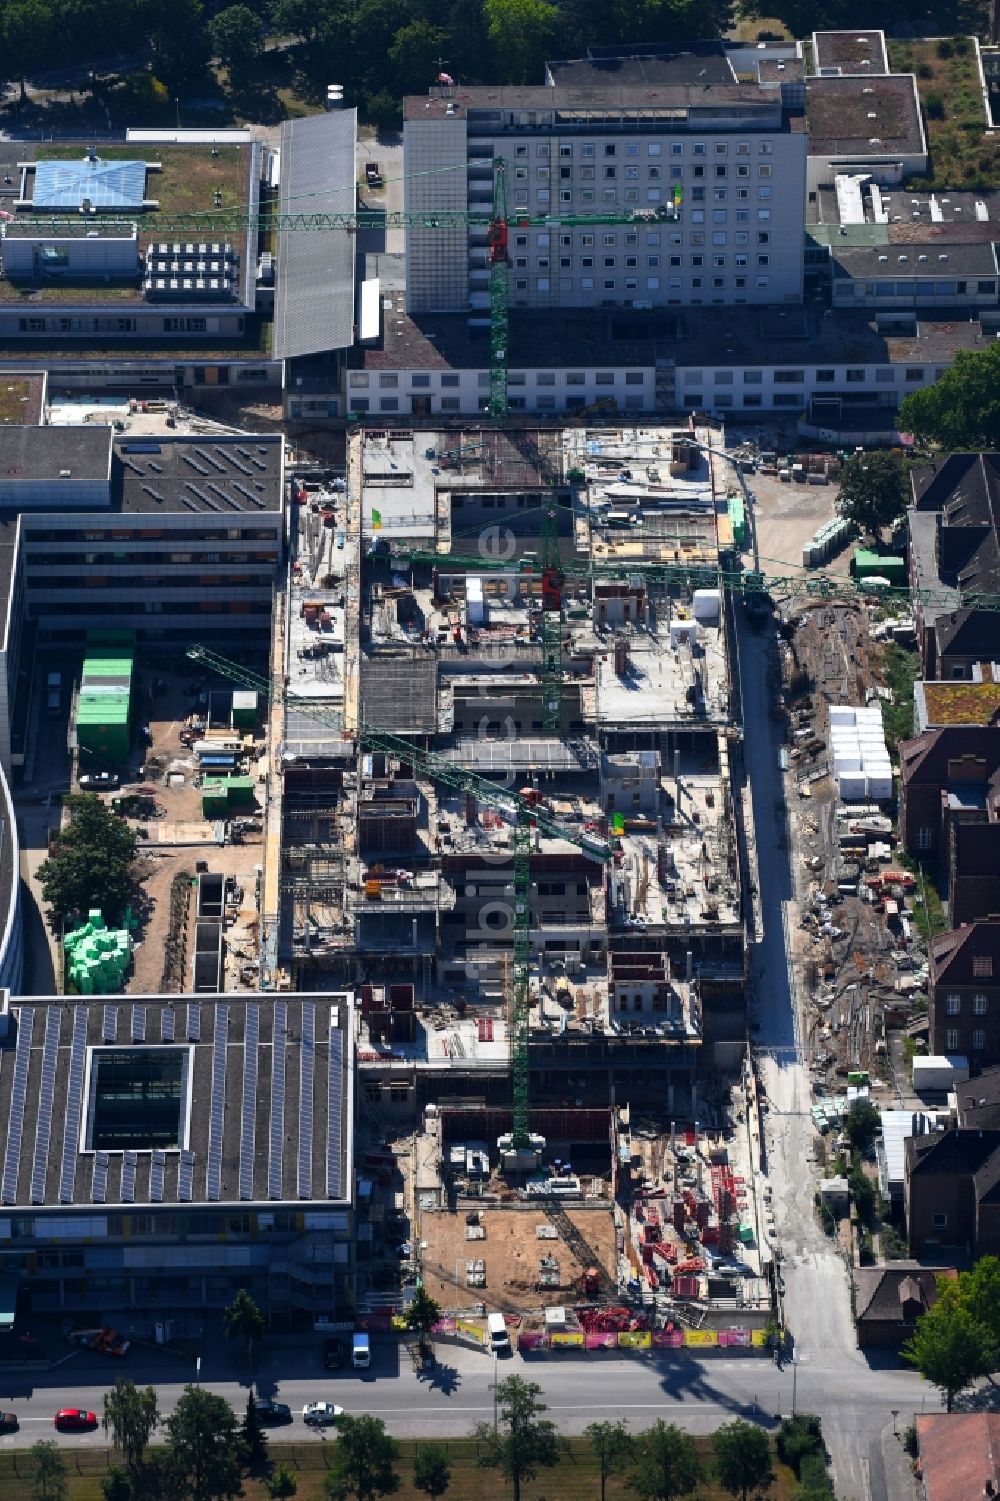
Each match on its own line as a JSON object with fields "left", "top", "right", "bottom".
{"left": 880, "top": 1420, "right": 919, "bottom": 1501}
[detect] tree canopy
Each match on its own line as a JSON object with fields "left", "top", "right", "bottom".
{"left": 586, "top": 1420, "right": 634, "bottom": 1501}
{"left": 711, "top": 1420, "right": 775, "bottom": 1501}
{"left": 403, "top": 1287, "right": 442, "bottom": 1335}
{"left": 38, "top": 794, "right": 138, "bottom": 924}
{"left": 475, "top": 1375, "right": 561, "bottom": 1501}
{"left": 835, "top": 450, "right": 909, "bottom": 540}
{"left": 629, "top": 1421, "right": 701, "bottom": 1501}
{"left": 102, "top": 1380, "right": 160, "bottom": 1478}
{"left": 412, "top": 1443, "right": 452, "bottom": 1497}
{"left": 224, "top": 1287, "right": 266, "bottom": 1361}
{"left": 164, "top": 1387, "right": 245, "bottom": 1501}
{"left": 325, "top": 1414, "right": 400, "bottom": 1501}
{"left": 904, "top": 1290, "right": 996, "bottom": 1410}
{"left": 30, "top": 1443, "right": 68, "bottom": 1501}
{"left": 899, "top": 343, "right": 1000, "bottom": 451}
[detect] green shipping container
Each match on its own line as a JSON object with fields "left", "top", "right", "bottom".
{"left": 729, "top": 494, "right": 747, "bottom": 549}
{"left": 852, "top": 549, "right": 906, "bottom": 583}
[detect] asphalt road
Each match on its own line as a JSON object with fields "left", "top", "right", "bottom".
{"left": 0, "top": 1335, "right": 929, "bottom": 1450}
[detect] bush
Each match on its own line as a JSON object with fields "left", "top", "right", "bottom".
{"left": 936, "top": 39, "right": 953, "bottom": 58}
{"left": 903, "top": 1424, "right": 918, "bottom": 1457}
{"left": 776, "top": 1414, "right": 825, "bottom": 1478}
{"left": 798, "top": 1451, "right": 836, "bottom": 1500}
{"left": 918, "top": 62, "right": 933, "bottom": 78}
{"left": 926, "top": 91, "right": 945, "bottom": 119}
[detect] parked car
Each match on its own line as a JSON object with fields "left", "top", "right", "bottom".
{"left": 79, "top": 772, "right": 120, "bottom": 791}
{"left": 252, "top": 1399, "right": 292, "bottom": 1426}
{"left": 323, "top": 1337, "right": 344, "bottom": 1371}
{"left": 302, "top": 1402, "right": 344, "bottom": 1427}
{"left": 54, "top": 1409, "right": 97, "bottom": 1431}
{"left": 0, "top": 1412, "right": 18, "bottom": 1432}
{"left": 65, "top": 1326, "right": 130, "bottom": 1356}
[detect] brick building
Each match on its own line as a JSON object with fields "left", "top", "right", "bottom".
{"left": 930, "top": 923, "right": 1000, "bottom": 1066}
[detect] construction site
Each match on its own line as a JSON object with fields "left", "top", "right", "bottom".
{"left": 182, "top": 419, "right": 773, "bottom": 1328}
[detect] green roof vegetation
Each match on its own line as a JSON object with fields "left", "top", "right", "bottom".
{"left": 888, "top": 36, "right": 998, "bottom": 189}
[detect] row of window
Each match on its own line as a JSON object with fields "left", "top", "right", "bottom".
{"left": 16, "top": 316, "right": 241, "bottom": 335}
{"left": 352, "top": 370, "right": 645, "bottom": 389}
{"left": 510, "top": 275, "right": 771, "bottom": 293}
{"left": 491, "top": 140, "right": 776, "bottom": 159}
{"left": 350, "top": 395, "right": 649, "bottom": 414}
{"left": 684, "top": 366, "right": 934, "bottom": 385}
{"left": 499, "top": 229, "right": 772, "bottom": 249}
{"left": 496, "top": 188, "right": 778, "bottom": 211}
{"left": 505, "top": 254, "right": 771, "bottom": 270}
{"left": 945, "top": 1028, "right": 989, "bottom": 1051}
{"left": 944, "top": 994, "right": 991, "bottom": 1014}
{"left": 510, "top": 165, "right": 773, "bottom": 183}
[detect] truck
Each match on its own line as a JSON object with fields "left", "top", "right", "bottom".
{"left": 351, "top": 1331, "right": 371, "bottom": 1369}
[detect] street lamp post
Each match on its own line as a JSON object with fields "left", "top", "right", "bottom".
{"left": 195, "top": 1354, "right": 201, "bottom": 1387}
{"left": 891, "top": 1408, "right": 899, "bottom": 1437}
{"left": 791, "top": 1358, "right": 797, "bottom": 1416}
{"left": 493, "top": 1350, "right": 498, "bottom": 1434}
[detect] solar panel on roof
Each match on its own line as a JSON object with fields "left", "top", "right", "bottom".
{"left": 30, "top": 1007, "right": 62, "bottom": 1205}
{"left": 161, "top": 1006, "right": 175, "bottom": 1042}
{"left": 177, "top": 1150, "right": 195, "bottom": 1203}
{"left": 131, "top": 1004, "right": 146, "bottom": 1043}
{"left": 268, "top": 1001, "right": 287, "bottom": 1201}
{"left": 2, "top": 1007, "right": 34, "bottom": 1206}
{"left": 32, "top": 157, "right": 147, "bottom": 210}
{"left": 180, "top": 497, "right": 199, "bottom": 512}
{"left": 298, "top": 1003, "right": 315, "bottom": 1200}
{"left": 141, "top": 486, "right": 166, "bottom": 503}
{"left": 327, "top": 1024, "right": 343, "bottom": 1199}
{"left": 187, "top": 1003, "right": 201, "bottom": 1041}
{"left": 195, "top": 447, "right": 227, "bottom": 474}
{"left": 206, "top": 1004, "right": 228, "bottom": 1202}
{"left": 59, "top": 1007, "right": 88, "bottom": 1204}
{"left": 150, "top": 1150, "right": 165, "bottom": 1203}
{"left": 121, "top": 1151, "right": 137, "bottom": 1203}
{"left": 239, "top": 1004, "right": 259, "bottom": 1201}
{"left": 92, "top": 1151, "right": 109, "bottom": 1204}
{"left": 103, "top": 1005, "right": 118, "bottom": 1043}
{"left": 181, "top": 454, "right": 210, "bottom": 476}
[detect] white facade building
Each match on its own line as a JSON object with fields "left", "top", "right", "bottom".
{"left": 404, "top": 84, "right": 807, "bottom": 316}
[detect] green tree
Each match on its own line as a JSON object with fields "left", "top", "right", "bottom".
{"left": 103, "top": 1379, "right": 160, "bottom": 1478}
{"left": 2, "top": 0, "right": 58, "bottom": 99}
{"left": 164, "top": 1386, "right": 245, "bottom": 1501}
{"left": 795, "top": 1452, "right": 836, "bottom": 1501}
{"left": 629, "top": 1421, "right": 701, "bottom": 1501}
{"left": 899, "top": 343, "right": 1000, "bottom": 451}
{"left": 956, "top": 1256, "right": 1000, "bottom": 1349}
{"left": 776, "top": 1414, "right": 825, "bottom": 1478}
{"left": 712, "top": 1420, "right": 775, "bottom": 1501}
{"left": 149, "top": 0, "right": 210, "bottom": 90}
{"left": 30, "top": 1442, "right": 68, "bottom": 1501}
{"left": 485, "top": 0, "right": 556, "bottom": 84}
{"left": 904, "top": 1297, "right": 996, "bottom": 1410}
{"left": 38, "top": 794, "right": 138, "bottom": 923}
{"left": 844, "top": 1099, "right": 880, "bottom": 1155}
{"left": 404, "top": 1287, "right": 443, "bottom": 1335}
{"left": 412, "top": 1443, "right": 452, "bottom": 1497}
{"left": 586, "top": 1420, "right": 634, "bottom": 1501}
{"left": 835, "top": 450, "right": 908, "bottom": 540}
{"left": 475, "top": 1376, "right": 561, "bottom": 1501}
{"left": 325, "top": 1414, "right": 400, "bottom": 1501}
{"left": 266, "top": 1466, "right": 299, "bottom": 1500}
{"left": 224, "top": 1287, "right": 266, "bottom": 1365}
{"left": 208, "top": 3, "right": 264, "bottom": 88}
{"left": 101, "top": 1470, "right": 132, "bottom": 1501}
{"left": 388, "top": 19, "right": 449, "bottom": 94}
{"left": 243, "top": 1392, "right": 269, "bottom": 1472}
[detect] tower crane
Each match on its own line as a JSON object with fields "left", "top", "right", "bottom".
{"left": 28, "top": 162, "right": 677, "bottom": 422}
{"left": 186, "top": 645, "right": 611, "bottom": 1151}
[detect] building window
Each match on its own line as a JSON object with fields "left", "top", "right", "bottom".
{"left": 411, "top": 374, "right": 431, "bottom": 388}
{"left": 946, "top": 995, "right": 960, "bottom": 1015}
{"left": 441, "top": 398, "right": 461, "bottom": 412}
{"left": 905, "top": 368, "right": 924, "bottom": 382}
{"left": 932, "top": 1212, "right": 948, "bottom": 1229}
{"left": 974, "top": 995, "right": 988, "bottom": 1015}
{"left": 774, "top": 370, "right": 804, "bottom": 383}
{"left": 744, "top": 370, "right": 762, "bottom": 384}
{"left": 348, "top": 373, "right": 369, "bottom": 388}
{"left": 916, "top": 827, "right": 933, "bottom": 850}
{"left": 441, "top": 374, "right": 460, "bottom": 388}
{"left": 974, "top": 957, "right": 994, "bottom": 978}
{"left": 946, "top": 1030, "right": 959, "bottom": 1052}
{"left": 380, "top": 398, "right": 398, "bottom": 411}
{"left": 378, "top": 374, "right": 398, "bottom": 388}
{"left": 973, "top": 1029, "right": 987, "bottom": 1051}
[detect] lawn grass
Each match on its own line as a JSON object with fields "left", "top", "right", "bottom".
{"left": 887, "top": 36, "right": 997, "bottom": 189}
{"left": 0, "top": 1435, "right": 804, "bottom": 1501}
{"left": 0, "top": 377, "right": 42, "bottom": 424}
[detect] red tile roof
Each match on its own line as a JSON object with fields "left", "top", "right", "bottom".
{"left": 917, "top": 1413, "right": 1000, "bottom": 1501}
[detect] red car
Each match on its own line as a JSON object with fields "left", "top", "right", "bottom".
{"left": 54, "top": 1408, "right": 97, "bottom": 1432}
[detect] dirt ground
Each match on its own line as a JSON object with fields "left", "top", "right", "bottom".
{"left": 128, "top": 842, "right": 264, "bottom": 994}
{"left": 419, "top": 1203, "right": 617, "bottom": 1316}
{"left": 750, "top": 469, "right": 851, "bottom": 579}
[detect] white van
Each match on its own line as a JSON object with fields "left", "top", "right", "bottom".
{"left": 487, "top": 1313, "right": 510, "bottom": 1355}
{"left": 351, "top": 1332, "right": 371, "bottom": 1369}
